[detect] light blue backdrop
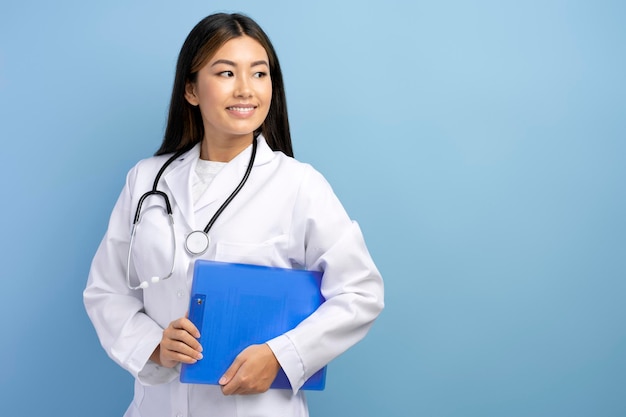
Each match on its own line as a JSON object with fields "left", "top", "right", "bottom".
{"left": 1, "top": 0, "right": 624, "bottom": 416}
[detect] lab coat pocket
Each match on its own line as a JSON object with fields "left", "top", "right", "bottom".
{"left": 215, "top": 235, "right": 289, "bottom": 268}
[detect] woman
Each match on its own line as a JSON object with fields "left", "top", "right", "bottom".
{"left": 84, "top": 12, "right": 384, "bottom": 417}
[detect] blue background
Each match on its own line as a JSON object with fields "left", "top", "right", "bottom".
{"left": 1, "top": 0, "right": 624, "bottom": 416}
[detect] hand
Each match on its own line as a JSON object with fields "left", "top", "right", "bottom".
{"left": 152, "top": 316, "right": 203, "bottom": 368}
{"left": 219, "top": 344, "right": 281, "bottom": 395}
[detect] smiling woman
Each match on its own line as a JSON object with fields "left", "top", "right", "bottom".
{"left": 82, "top": 12, "right": 384, "bottom": 417}
{"left": 184, "top": 36, "right": 273, "bottom": 161}
{"left": 156, "top": 13, "right": 292, "bottom": 159}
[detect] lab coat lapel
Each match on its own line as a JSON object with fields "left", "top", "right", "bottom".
{"left": 162, "top": 144, "right": 200, "bottom": 231}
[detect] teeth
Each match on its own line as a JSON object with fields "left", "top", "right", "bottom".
{"left": 229, "top": 107, "right": 254, "bottom": 112}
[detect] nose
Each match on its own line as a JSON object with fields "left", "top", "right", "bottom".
{"left": 235, "top": 75, "right": 252, "bottom": 98}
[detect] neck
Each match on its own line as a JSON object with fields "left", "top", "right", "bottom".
{"left": 200, "top": 134, "right": 254, "bottom": 162}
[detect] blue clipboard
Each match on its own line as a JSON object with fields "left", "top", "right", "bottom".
{"left": 180, "top": 260, "right": 327, "bottom": 390}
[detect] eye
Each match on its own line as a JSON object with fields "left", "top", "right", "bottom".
{"left": 253, "top": 71, "right": 268, "bottom": 79}
{"left": 218, "top": 71, "right": 234, "bottom": 77}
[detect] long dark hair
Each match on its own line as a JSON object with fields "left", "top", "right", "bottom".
{"left": 156, "top": 13, "right": 293, "bottom": 157}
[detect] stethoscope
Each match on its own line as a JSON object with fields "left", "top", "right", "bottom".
{"left": 126, "top": 138, "right": 258, "bottom": 290}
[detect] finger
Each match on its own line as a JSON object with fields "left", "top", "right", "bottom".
{"left": 160, "top": 318, "right": 203, "bottom": 365}
{"left": 164, "top": 326, "right": 203, "bottom": 351}
{"left": 161, "top": 338, "right": 203, "bottom": 362}
{"left": 165, "top": 318, "right": 202, "bottom": 349}
{"left": 172, "top": 317, "right": 201, "bottom": 338}
{"left": 219, "top": 345, "right": 279, "bottom": 395}
{"left": 219, "top": 356, "right": 244, "bottom": 395}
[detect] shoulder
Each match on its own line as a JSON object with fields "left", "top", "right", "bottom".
{"left": 268, "top": 153, "right": 340, "bottom": 208}
{"left": 271, "top": 152, "right": 330, "bottom": 187}
{"left": 125, "top": 154, "right": 171, "bottom": 187}
{"left": 126, "top": 146, "right": 198, "bottom": 187}
{"left": 131, "top": 154, "right": 172, "bottom": 174}
{"left": 256, "top": 135, "right": 326, "bottom": 185}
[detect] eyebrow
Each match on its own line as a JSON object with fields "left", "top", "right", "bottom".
{"left": 211, "top": 59, "right": 269, "bottom": 68}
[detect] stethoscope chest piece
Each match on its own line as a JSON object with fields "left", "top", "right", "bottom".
{"left": 185, "top": 230, "right": 210, "bottom": 255}
{"left": 127, "top": 138, "right": 258, "bottom": 290}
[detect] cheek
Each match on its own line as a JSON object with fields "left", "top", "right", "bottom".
{"left": 261, "top": 83, "right": 272, "bottom": 115}
{"left": 266, "top": 82, "right": 273, "bottom": 103}
{"left": 197, "top": 80, "right": 225, "bottom": 106}
{"left": 198, "top": 90, "right": 219, "bottom": 108}
{"left": 262, "top": 87, "right": 272, "bottom": 118}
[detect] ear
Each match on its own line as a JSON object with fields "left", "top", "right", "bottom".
{"left": 184, "top": 82, "right": 199, "bottom": 106}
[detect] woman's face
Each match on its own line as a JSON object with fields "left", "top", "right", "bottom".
{"left": 185, "top": 35, "right": 272, "bottom": 152}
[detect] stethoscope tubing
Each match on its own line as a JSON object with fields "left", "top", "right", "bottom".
{"left": 126, "top": 138, "right": 258, "bottom": 290}
{"left": 200, "top": 138, "right": 257, "bottom": 234}
{"left": 126, "top": 206, "right": 177, "bottom": 290}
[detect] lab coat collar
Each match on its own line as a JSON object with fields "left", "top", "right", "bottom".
{"left": 162, "top": 135, "right": 276, "bottom": 231}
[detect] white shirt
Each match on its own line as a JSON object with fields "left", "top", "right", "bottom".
{"left": 84, "top": 136, "right": 384, "bottom": 417}
{"left": 192, "top": 159, "right": 225, "bottom": 204}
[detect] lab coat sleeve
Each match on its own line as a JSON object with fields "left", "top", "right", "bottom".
{"left": 83, "top": 164, "right": 177, "bottom": 386}
{"left": 267, "top": 166, "right": 384, "bottom": 393}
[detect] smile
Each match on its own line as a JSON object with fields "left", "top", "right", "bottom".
{"left": 228, "top": 106, "right": 256, "bottom": 112}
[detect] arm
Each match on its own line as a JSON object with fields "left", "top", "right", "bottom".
{"left": 83, "top": 165, "right": 197, "bottom": 385}
{"left": 267, "top": 167, "right": 385, "bottom": 393}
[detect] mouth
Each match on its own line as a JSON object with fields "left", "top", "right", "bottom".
{"left": 227, "top": 105, "right": 256, "bottom": 113}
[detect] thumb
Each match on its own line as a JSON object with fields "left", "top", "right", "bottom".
{"left": 219, "top": 355, "right": 244, "bottom": 385}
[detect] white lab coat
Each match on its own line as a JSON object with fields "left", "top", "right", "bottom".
{"left": 84, "top": 136, "right": 384, "bottom": 417}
